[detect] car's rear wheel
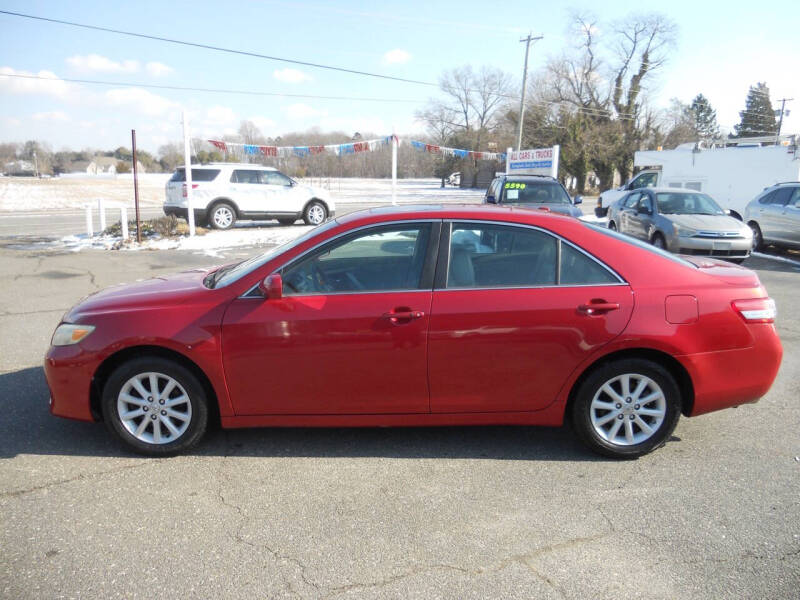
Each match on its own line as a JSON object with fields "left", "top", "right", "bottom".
{"left": 209, "top": 202, "right": 236, "bottom": 230}
{"left": 608, "top": 221, "right": 617, "bottom": 231}
{"left": 571, "top": 358, "right": 681, "bottom": 459}
{"left": 303, "top": 201, "right": 327, "bottom": 225}
{"left": 101, "top": 356, "right": 209, "bottom": 456}
{"left": 277, "top": 218, "right": 296, "bottom": 226}
{"left": 651, "top": 233, "right": 666, "bottom": 250}
{"left": 748, "top": 221, "right": 764, "bottom": 251}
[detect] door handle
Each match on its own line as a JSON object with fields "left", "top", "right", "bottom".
{"left": 382, "top": 310, "right": 424, "bottom": 322}
{"left": 578, "top": 301, "right": 620, "bottom": 315}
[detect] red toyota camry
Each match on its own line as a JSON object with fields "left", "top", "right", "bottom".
{"left": 44, "top": 205, "right": 782, "bottom": 458}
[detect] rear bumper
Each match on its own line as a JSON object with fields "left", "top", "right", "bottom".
{"left": 164, "top": 206, "right": 208, "bottom": 222}
{"left": 678, "top": 324, "right": 783, "bottom": 416}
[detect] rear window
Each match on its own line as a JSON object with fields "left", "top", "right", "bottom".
{"left": 169, "top": 168, "right": 220, "bottom": 182}
{"left": 501, "top": 180, "right": 571, "bottom": 204}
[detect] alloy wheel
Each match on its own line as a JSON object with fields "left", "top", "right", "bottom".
{"left": 213, "top": 206, "right": 234, "bottom": 228}
{"left": 589, "top": 373, "right": 666, "bottom": 446}
{"left": 117, "top": 372, "right": 192, "bottom": 445}
{"left": 307, "top": 204, "right": 326, "bottom": 225}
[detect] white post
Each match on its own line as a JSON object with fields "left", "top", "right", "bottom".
{"left": 120, "top": 207, "right": 128, "bottom": 240}
{"left": 98, "top": 198, "right": 106, "bottom": 232}
{"left": 506, "top": 146, "right": 513, "bottom": 174}
{"left": 551, "top": 144, "right": 560, "bottom": 179}
{"left": 182, "top": 110, "right": 196, "bottom": 236}
{"left": 391, "top": 131, "right": 397, "bottom": 205}
{"left": 85, "top": 205, "right": 93, "bottom": 237}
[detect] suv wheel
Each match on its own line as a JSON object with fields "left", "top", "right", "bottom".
{"left": 303, "top": 201, "right": 327, "bottom": 225}
{"left": 210, "top": 202, "right": 236, "bottom": 230}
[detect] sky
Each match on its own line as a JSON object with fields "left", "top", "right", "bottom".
{"left": 1, "top": 0, "right": 798, "bottom": 153}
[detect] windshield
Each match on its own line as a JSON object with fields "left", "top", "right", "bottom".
{"left": 583, "top": 222, "right": 696, "bottom": 268}
{"left": 502, "top": 181, "right": 571, "bottom": 204}
{"left": 210, "top": 220, "right": 339, "bottom": 288}
{"left": 656, "top": 192, "right": 724, "bottom": 215}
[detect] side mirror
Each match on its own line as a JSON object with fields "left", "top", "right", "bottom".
{"left": 637, "top": 206, "right": 652, "bottom": 216}
{"left": 258, "top": 273, "right": 283, "bottom": 299}
{"left": 486, "top": 195, "right": 497, "bottom": 204}
{"left": 573, "top": 195, "right": 583, "bottom": 205}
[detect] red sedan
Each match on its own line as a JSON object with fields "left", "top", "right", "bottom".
{"left": 44, "top": 205, "right": 782, "bottom": 458}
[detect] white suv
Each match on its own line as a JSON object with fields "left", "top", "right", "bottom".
{"left": 164, "top": 163, "right": 335, "bottom": 229}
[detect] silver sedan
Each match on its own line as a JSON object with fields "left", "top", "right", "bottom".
{"left": 607, "top": 188, "right": 753, "bottom": 263}
{"left": 744, "top": 182, "right": 800, "bottom": 250}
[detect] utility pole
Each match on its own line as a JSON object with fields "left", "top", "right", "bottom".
{"left": 515, "top": 32, "right": 543, "bottom": 151}
{"left": 775, "top": 98, "right": 794, "bottom": 143}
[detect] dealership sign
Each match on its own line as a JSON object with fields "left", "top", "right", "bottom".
{"left": 505, "top": 145, "right": 560, "bottom": 177}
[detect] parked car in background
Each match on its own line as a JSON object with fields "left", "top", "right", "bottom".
{"left": 607, "top": 188, "right": 753, "bottom": 263}
{"left": 45, "top": 205, "right": 781, "bottom": 459}
{"left": 595, "top": 136, "right": 800, "bottom": 219}
{"left": 484, "top": 174, "right": 583, "bottom": 217}
{"left": 164, "top": 163, "right": 335, "bottom": 230}
{"left": 447, "top": 172, "right": 461, "bottom": 186}
{"left": 745, "top": 182, "right": 800, "bottom": 250}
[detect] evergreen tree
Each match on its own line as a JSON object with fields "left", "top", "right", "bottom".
{"left": 690, "top": 94, "right": 720, "bottom": 142}
{"left": 733, "top": 83, "right": 777, "bottom": 137}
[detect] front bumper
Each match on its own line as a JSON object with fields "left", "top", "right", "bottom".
{"left": 670, "top": 235, "right": 752, "bottom": 259}
{"left": 44, "top": 344, "right": 101, "bottom": 422}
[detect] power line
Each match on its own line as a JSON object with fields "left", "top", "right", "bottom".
{"left": 0, "top": 9, "right": 438, "bottom": 87}
{"left": 0, "top": 72, "right": 424, "bottom": 104}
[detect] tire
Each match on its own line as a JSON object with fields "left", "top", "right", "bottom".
{"left": 728, "top": 258, "right": 746, "bottom": 265}
{"left": 277, "top": 218, "right": 296, "bottom": 226}
{"left": 209, "top": 202, "right": 236, "bottom": 230}
{"left": 101, "top": 356, "right": 209, "bottom": 456}
{"left": 748, "top": 221, "right": 764, "bottom": 251}
{"left": 651, "top": 233, "right": 666, "bottom": 250}
{"left": 570, "top": 358, "right": 682, "bottom": 459}
{"left": 608, "top": 221, "right": 617, "bottom": 231}
{"left": 303, "top": 200, "right": 328, "bottom": 226}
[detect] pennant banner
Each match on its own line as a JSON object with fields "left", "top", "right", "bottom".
{"left": 205, "top": 135, "right": 396, "bottom": 158}
{"left": 408, "top": 140, "right": 506, "bottom": 161}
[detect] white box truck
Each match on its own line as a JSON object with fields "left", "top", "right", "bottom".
{"left": 596, "top": 135, "right": 800, "bottom": 220}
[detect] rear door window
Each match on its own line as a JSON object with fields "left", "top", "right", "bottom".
{"left": 769, "top": 187, "right": 794, "bottom": 206}
{"left": 169, "top": 168, "right": 220, "bottom": 182}
{"left": 559, "top": 243, "right": 619, "bottom": 285}
{"left": 230, "top": 170, "right": 263, "bottom": 184}
{"left": 447, "top": 223, "right": 557, "bottom": 288}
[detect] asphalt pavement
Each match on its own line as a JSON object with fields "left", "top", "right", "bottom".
{"left": 0, "top": 237, "right": 798, "bottom": 599}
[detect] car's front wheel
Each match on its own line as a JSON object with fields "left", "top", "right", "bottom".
{"left": 101, "top": 356, "right": 209, "bottom": 456}
{"left": 303, "top": 201, "right": 327, "bottom": 225}
{"left": 651, "top": 233, "right": 666, "bottom": 250}
{"left": 571, "top": 358, "right": 682, "bottom": 459}
{"left": 608, "top": 221, "right": 617, "bottom": 231}
{"left": 209, "top": 202, "right": 236, "bottom": 230}
{"left": 748, "top": 221, "right": 764, "bottom": 251}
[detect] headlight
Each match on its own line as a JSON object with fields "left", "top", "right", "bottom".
{"left": 674, "top": 224, "right": 697, "bottom": 237}
{"left": 51, "top": 324, "right": 95, "bottom": 346}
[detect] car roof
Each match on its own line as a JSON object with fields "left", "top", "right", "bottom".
{"left": 636, "top": 187, "right": 709, "bottom": 194}
{"left": 183, "top": 163, "right": 277, "bottom": 170}
{"left": 335, "top": 203, "right": 577, "bottom": 227}
{"left": 499, "top": 174, "right": 558, "bottom": 182}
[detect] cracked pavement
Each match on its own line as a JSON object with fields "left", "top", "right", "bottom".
{"left": 0, "top": 245, "right": 798, "bottom": 599}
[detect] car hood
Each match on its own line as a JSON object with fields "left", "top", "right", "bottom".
{"left": 663, "top": 213, "right": 746, "bottom": 231}
{"left": 65, "top": 268, "right": 213, "bottom": 321}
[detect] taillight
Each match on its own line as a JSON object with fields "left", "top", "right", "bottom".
{"left": 181, "top": 183, "right": 199, "bottom": 197}
{"left": 732, "top": 298, "right": 776, "bottom": 323}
